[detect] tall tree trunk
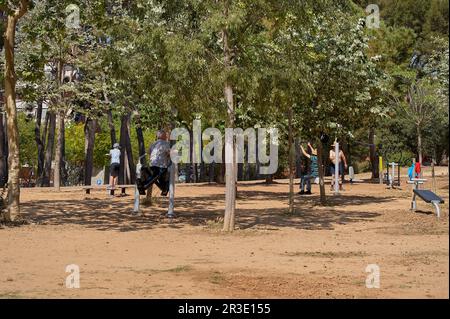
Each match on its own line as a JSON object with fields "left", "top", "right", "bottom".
{"left": 209, "top": 162, "right": 215, "bottom": 184}
{"left": 222, "top": 2, "right": 236, "bottom": 231}
{"left": 417, "top": 124, "right": 423, "bottom": 166}
{"left": 0, "top": 113, "right": 7, "bottom": 187}
{"left": 369, "top": 128, "right": 378, "bottom": 179}
{"left": 61, "top": 116, "right": 67, "bottom": 186}
{"left": 317, "top": 139, "right": 327, "bottom": 205}
{"left": 84, "top": 118, "right": 96, "bottom": 189}
{"left": 288, "top": 106, "right": 295, "bottom": 214}
{"left": 34, "top": 100, "right": 45, "bottom": 183}
{"left": 54, "top": 110, "right": 65, "bottom": 191}
{"left": 134, "top": 111, "right": 146, "bottom": 163}
{"left": 107, "top": 109, "right": 117, "bottom": 147}
{"left": 119, "top": 113, "right": 135, "bottom": 184}
{"left": 125, "top": 114, "right": 135, "bottom": 184}
{"left": 255, "top": 132, "right": 260, "bottom": 180}
{"left": 37, "top": 112, "right": 49, "bottom": 186}
{"left": 2, "top": 0, "right": 28, "bottom": 222}
{"left": 42, "top": 112, "right": 56, "bottom": 187}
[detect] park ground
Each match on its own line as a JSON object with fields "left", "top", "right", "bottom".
{"left": 0, "top": 167, "right": 448, "bottom": 299}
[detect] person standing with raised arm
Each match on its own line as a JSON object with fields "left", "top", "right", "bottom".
{"left": 298, "top": 142, "right": 319, "bottom": 195}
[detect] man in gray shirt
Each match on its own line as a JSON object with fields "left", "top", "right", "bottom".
{"left": 138, "top": 130, "right": 171, "bottom": 196}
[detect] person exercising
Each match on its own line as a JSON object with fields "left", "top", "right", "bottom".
{"left": 139, "top": 130, "right": 171, "bottom": 196}
{"left": 299, "top": 142, "right": 319, "bottom": 195}
{"left": 107, "top": 143, "right": 121, "bottom": 190}
{"left": 329, "top": 139, "right": 348, "bottom": 191}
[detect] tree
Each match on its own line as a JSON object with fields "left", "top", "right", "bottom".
{"left": 1, "top": 0, "right": 29, "bottom": 221}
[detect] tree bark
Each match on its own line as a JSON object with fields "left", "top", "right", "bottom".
{"left": 107, "top": 109, "right": 117, "bottom": 147}
{"left": 54, "top": 109, "right": 65, "bottom": 191}
{"left": 134, "top": 111, "right": 146, "bottom": 163}
{"left": 417, "top": 124, "right": 423, "bottom": 166}
{"left": 369, "top": 128, "right": 378, "bottom": 179}
{"left": 84, "top": 118, "right": 96, "bottom": 188}
{"left": 34, "top": 100, "right": 45, "bottom": 183}
{"left": 317, "top": 139, "right": 327, "bottom": 205}
{"left": 222, "top": 2, "right": 236, "bottom": 232}
{"left": 288, "top": 106, "right": 295, "bottom": 214}
{"left": 41, "top": 111, "right": 56, "bottom": 187}
{"left": 0, "top": 112, "right": 7, "bottom": 187}
{"left": 119, "top": 113, "right": 135, "bottom": 185}
{"left": 2, "top": 0, "right": 28, "bottom": 222}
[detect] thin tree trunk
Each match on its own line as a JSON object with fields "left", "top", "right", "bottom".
{"left": 84, "top": 118, "right": 96, "bottom": 188}
{"left": 317, "top": 139, "right": 327, "bottom": 205}
{"left": 222, "top": 1, "right": 236, "bottom": 231}
{"left": 34, "top": 100, "right": 45, "bottom": 183}
{"left": 134, "top": 111, "right": 146, "bottom": 163}
{"left": 54, "top": 109, "right": 64, "bottom": 191}
{"left": 42, "top": 111, "right": 56, "bottom": 187}
{"left": 37, "top": 112, "right": 49, "bottom": 186}
{"left": 369, "top": 128, "right": 378, "bottom": 179}
{"left": 2, "top": 2, "right": 28, "bottom": 221}
{"left": 107, "top": 109, "right": 117, "bottom": 147}
{"left": 417, "top": 124, "right": 423, "bottom": 166}
{"left": 209, "top": 162, "right": 215, "bottom": 184}
{"left": 119, "top": 113, "right": 135, "bottom": 184}
{"left": 288, "top": 106, "right": 295, "bottom": 214}
{"left": 0, "top": 113, "right": 7, "bottom": 187}
{"left": 125, "top": 114, "right": 135, "bottom": 183}
{"left": 61, "top": 116, "right": 67, "bottom": 186}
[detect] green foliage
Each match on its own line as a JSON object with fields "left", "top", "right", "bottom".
{"left": 17, "top": 113, "right": 37, "bottom": 167}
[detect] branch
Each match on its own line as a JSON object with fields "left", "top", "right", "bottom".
{"left": 13, "top": 0, "right": 28, "bottom": 21}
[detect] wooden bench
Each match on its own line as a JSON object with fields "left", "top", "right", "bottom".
{"left": 82, "top": 184, "right": 136, "bottom": 196}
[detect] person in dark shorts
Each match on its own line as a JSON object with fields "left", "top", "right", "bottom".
{"left": 108, "top": 143, "right": 121, "bottom": 190}
{"left": 137, "top": 130, "right": 171, "bottom": 196}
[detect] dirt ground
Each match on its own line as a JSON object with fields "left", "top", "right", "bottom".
{"left": 0, "top": 167, "right": 448, "bottom": 299}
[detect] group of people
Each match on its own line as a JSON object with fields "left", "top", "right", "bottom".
{"left": 107, "top": 131, "right": 348, "bottom": 197}
{"left": 107, "top": 130, "right": 172, "bottom": 196}
{"left": 298, "top": 140, "right": 348, "bottom": 196}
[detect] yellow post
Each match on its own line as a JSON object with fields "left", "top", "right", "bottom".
{"left": 379, "top": 156, "right": 383, "bottom": 184}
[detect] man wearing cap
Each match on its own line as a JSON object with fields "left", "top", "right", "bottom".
{"left": 108, "top": 143, "right": 121, "bottom": 190}
{"left": 138, "top": 130, "right": 171, "bottom": 196}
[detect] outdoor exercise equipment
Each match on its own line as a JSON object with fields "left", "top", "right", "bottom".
{"left": 133, "top": 155, "right": 176, "bottom": 218}
{"left": 384, "top": 162, "right": 401, "bottom": 189}
{"left": 348, "top": 166, "right": 363, "bottom": 184}
{"left": 408, "top": 178, "right": 444, "bottom": 218}
{"left": 334, "top": 141, "right": 340, "bottom": 195}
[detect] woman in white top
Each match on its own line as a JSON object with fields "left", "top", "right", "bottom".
{"left": 107, "top": 143, "right": 121, "bottom": 190}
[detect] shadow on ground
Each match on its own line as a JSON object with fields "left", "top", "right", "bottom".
{"left": 18, "top": 188, "right": 391, "bottom": 232}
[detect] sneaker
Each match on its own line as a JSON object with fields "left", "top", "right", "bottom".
{"left": 305, "top": 190, "right": 312, "bottom": 195}
{"left": 298, "top": 191, "right": 305, "bottom": 195}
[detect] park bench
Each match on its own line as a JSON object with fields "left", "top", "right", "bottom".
{"left": 82, "top": 184, "right": 135, "bottom": 196}
{"left": 408, "top": 178, "right": 444, "bottom": 218}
